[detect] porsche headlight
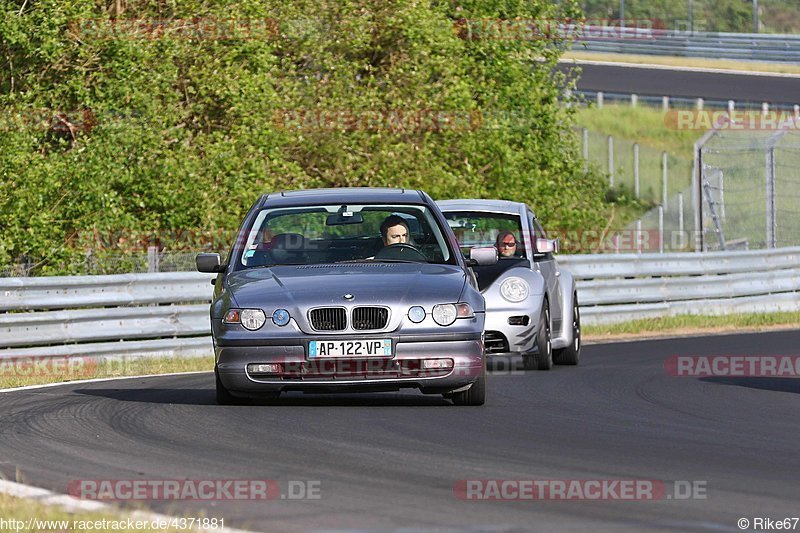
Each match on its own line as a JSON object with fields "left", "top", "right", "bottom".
{"left": 500, "top": 277, "right": 529, "bottom": 303}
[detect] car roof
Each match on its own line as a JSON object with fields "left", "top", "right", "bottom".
{"left": 258, "top": 188, "right": 428, "bottom": 208}
{"left": 436, "top": 199, "right": 527, "bottom": 216}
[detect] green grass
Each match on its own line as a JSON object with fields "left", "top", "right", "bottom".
{"left": 0, "top": 492, "right": 193, "bottom": 533}
{"left": 584, "top": 311, "right": 800, "bottom": 338}
{"left": 0, "top": 355, "right": 212, "bottom": 390}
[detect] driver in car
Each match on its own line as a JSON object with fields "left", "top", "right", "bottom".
{"left": 380, "top": 215, "right": 410, "bottom": 246}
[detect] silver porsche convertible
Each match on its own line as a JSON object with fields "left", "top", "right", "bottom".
{"left": 437, "top": 200, "right": 581, "bottom": 370}
{"left": 197, "top": 188, "right": 497, "bottom": 405}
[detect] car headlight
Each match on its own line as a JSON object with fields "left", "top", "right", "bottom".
{"left": 500, "top": 277, "right": 529, "bottom": 303}
{"left": 407, "top": 306, "right": 426, "bottom": 323}
{"left": 272, "top": 308, "right": 291, "bottom": 327}
{"left": 224, "top": 308, "right": 267, "bottom": 330}
{"left": 432, "top": 303, "right": 474, "bottom": 326}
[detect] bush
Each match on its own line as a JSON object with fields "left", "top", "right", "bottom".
{"left": 1, "top": 0, "right": 608, "bottom": 273}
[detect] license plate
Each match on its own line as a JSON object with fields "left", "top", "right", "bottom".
{"left": 309, "top": 339, "right": 392, "bottom": 358}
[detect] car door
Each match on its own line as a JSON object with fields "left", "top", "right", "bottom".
{"left": 527, "top": 209, "right": 563, "bottom": 333}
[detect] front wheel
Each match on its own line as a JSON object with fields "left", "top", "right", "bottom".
{"left": 450, "top": 368, "right": 487, "bottom": 406}
{"left": 525, "top": 302, "right": 552, "bottom": 371}
{"left": 554, "top": 294, "right": 581, "bottom": 366}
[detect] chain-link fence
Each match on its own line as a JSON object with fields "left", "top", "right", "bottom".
{"left": 699, "top": 127, "right": 800, "bottom": 251}
{"left": 0, "top": 249, "right": 199, "bottom": 277}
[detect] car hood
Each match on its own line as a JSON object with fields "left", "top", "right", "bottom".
{"left": 226, "top": 263, "right": 467, "bottom": 308}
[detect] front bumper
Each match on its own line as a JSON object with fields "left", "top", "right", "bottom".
{"left": 215, "top": 334, "right": 484, "bottom": 396}
{"left": 483, "top": 300, "right": 544, "bottom": 355}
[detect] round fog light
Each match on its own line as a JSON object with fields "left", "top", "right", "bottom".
{"left": 272, "top": 308, "right": 291, "bottom": 326}
{"left": 408, "top": 306, "right": 426, "bottom": 323}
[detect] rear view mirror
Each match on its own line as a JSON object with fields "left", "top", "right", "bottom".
{"left": 196, "top": 253, "right": 225, "bottom": 273}
{"left": 326, "top": 212, "right": 364, "bottom": 225}
{"left": 467, "top": 246, "right": 498, "bottom": 266}
{"left": 535, "top": 238, "right": 559, "bottom": 255}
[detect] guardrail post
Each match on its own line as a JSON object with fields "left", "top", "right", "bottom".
{"left": 794, "top": 104, "right": 799, "bottom": 118}
{"left": 762, "top": 102, "right": 769, "bottom": 116}
{"left": 597, "top": 91, "right": 604, "bottom": 109}
{"left": 662, "top": 96, "right": 669, "bottom": 112}
{"left": 148, "top": 246, "right": 160, "bottom": 273}
{"left": 634, "top": 143, "right": 640, "bottom": 199}
{"left": 658, "top": 205, "right": 664, "bottom": 253}
{"left": 728, "top": 100, "right": 735, "bottom": 115}
{"left": 696, "top": 98, "right": 704, "bottom": 111}
{"left": 607, "top": 135, "right": 614, "bottom": 187}
{"left": 631, "top": 94, "right": 638, "bottom": 107}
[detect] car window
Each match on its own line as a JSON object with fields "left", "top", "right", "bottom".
{"left": 442, "top": 211, "right": 526, "bottom": 259}
{"left": 236, "top": 204, "right": 455, "bottom": 268}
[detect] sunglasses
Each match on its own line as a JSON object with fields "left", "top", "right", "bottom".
{"left": 500, "top": 242, "right": 517, "bottom": 247}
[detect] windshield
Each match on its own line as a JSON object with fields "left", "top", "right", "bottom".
{"left": 237, "top": 204, "right": 456, "bottom": 268}
{"left": 442, "top": 211, "right": 527, "bottom": 259}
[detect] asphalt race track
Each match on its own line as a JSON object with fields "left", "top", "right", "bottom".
{"left": 2, "top": 330, "right": 799, "bottom": 532}
{"left": 558, "top": 61, "right": 800, "bottom": 105}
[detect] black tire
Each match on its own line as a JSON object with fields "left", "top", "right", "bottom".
{"left": 526, "top": 302, "right": 552, "bottom": 371}
{"left": 554, "top": 294, "right": 581, "bottom": 366}
{"left": 450, "top": 368, "right": 487, "bottom": 406}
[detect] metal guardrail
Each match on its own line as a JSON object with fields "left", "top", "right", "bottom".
{"left": 577, "top": 28, "right": 800, "bottom": 62}
{"left": 559, "top": 246, "right": 800, "bottom": 325}
{"left": 1, "top": 248, "right": 798, "bottom": 358}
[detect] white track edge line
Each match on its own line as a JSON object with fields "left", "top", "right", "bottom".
{"left": 0, "top": 370, "right": 210, "bottom": 394}
{"left": 0, "top": 478, "right": 260, "bottom": 533}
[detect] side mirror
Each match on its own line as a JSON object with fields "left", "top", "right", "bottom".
{"left": 196, "top": 253, "right": 225, "bottom": 273}
{"left": 467, "top": 246, "right": 498, "bottom": 266}
{"left": 535, "top": 238, "right": 559, "bottom": 255}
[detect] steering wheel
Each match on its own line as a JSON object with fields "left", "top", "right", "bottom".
{"left": 373, "top": 243, "right": 428, "bottom": 262}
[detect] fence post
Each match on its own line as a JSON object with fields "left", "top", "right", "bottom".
{"left": 658, "top": 205, "right": 664, "bottom": 253}
{"left": 693, "top": 140, "right": 703, "bottom": 252}
{"left": 582, "top": 128, "right": 588, "bottom": 175}
{"left": 678, "top": 192, "right": 685, "bottom": 249}
{"left": 634, "top": 143, "right": 640, "bottom": 199}
{"left": 147, "top": 246, "right": 160, "bottom": 273}
{"left": 597, "top": 91, "right": 604, "bottom": 109}
{"left": 766, "top": 146, "right": 776, "bottom": 248}
{"left": 635, "top": 220, "right": 642, "bottom": 253}
{"left": 607, "top": 135, "right": 614, "bottom": 187}
{"left": 661, "top": 151, "right": 668, "bottom": 211}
